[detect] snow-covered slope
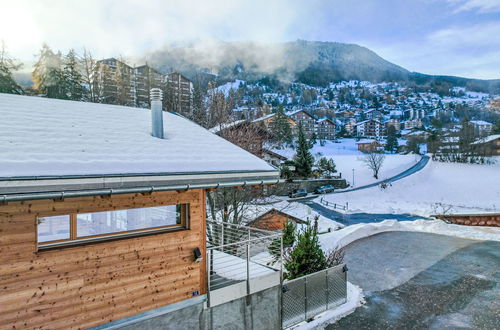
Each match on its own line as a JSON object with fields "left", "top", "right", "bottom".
{"left": 320, "top": 159, "right": 500, "bottom": 216}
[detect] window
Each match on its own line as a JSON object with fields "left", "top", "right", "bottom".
{"left": 37, "top": 204, "right": 188, "bottom": 248}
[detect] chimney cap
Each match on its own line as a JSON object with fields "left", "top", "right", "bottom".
{"left": 150, "top": 88, "right": 163, "bottom": 101}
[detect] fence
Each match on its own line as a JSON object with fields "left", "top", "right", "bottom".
{"left": 320, "top": 197, "right": 348, "bottom": 211}
{"left": 206, "top": 220, "right": 283, "bottom": 307}
{"left": 282, "top": 264, "right": 348, "bottom": 328}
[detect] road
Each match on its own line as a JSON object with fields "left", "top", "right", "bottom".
{"left": 301, "top": 200, "right": 424, "bottom": 225}
{"left": 288, "top": 155, "right": 430, "bottom": 202}
{"left": 333, "top": 155, "right": 430, "bottom": 194}
{"left": 327, "top": 232, "right": 500, "bottom": 329}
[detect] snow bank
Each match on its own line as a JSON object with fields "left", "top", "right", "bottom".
{"left": 319, "top": 219, "right": 500, "bottom": 253}
{"left": 291, "top": 282, "right": 364, "bottom": 330}
{"left": 320, "top": 159, "right": 500, "bottom": 217}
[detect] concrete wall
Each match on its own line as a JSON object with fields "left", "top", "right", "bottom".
{"left": 95, "top": 286, "right": 281, "bottom": 330}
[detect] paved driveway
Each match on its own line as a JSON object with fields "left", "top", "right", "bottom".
{"left": 328, "top": 232, "right": 500, "bottom": 329}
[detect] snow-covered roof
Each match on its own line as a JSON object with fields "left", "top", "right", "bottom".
{"left": 0, "top": 94, "right": 277, "bottom": 179}
{"left": 470, "top": 120, "right": 493, "bottom": 126}
{"left": 472, "top": 134, "right": 500, "bottom": 145}
{"left": 209, "top": 120, "right": 246, "bottom": 133}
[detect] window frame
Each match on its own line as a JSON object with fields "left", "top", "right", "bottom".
{"left": 37, "top": 204, "right": 190, "bottom": 251}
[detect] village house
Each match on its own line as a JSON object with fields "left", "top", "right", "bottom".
{"left": 248, "top": 209, "right": 306, "bottom": 231}
{"left": 353, "top": 119, "right": 382, "bottom": 138}
{"left": 469, "top": 120, "right": 494, "bottom": 137}
{"left": 316, "top": 118, "right": 336, "bottom": 140}
{"left": 356, "top": 139, "right": 384, "bottom": 153}
{"left": 472, "top": 134, "right": 500, "bottom": 156}
{"left": 0, "top": 93, "right": 279, "bottom": 329}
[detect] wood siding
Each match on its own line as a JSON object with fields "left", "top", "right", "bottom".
{"left": 0, "top": 190, "right": 206, "bottom": 329}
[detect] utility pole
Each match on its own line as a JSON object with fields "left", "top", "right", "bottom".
{"left": 352, "top": 168, "right": 355, "bottom": 187}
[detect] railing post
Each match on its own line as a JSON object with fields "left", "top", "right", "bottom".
{"left": 304, "top": 276, "right": 308, "bottom": 320}
{"left": 221, "top": 223, "right": 224, "bottom": 251}
{"left": 246, "top": 241, "right": 250, "bottom": 295}
{"left": 206, "top": 250, "right": 211, "bottom": 307}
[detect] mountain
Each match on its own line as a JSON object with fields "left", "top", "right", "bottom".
{"left": 145, "top": 40, "right": 500, "bottom": 93}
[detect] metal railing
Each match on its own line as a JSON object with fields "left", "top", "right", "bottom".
{"left": 282, "top": 264, "right": 348, "bottom": 328}
{"left": 206, "top": 220, "right": 283, "bottom": 307}
{"left": 320, "top": 197, "right": 348, "bottom": 211}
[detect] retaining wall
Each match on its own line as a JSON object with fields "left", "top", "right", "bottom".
{"left": 434, "top": 214, "right": 500, "bottom": 227}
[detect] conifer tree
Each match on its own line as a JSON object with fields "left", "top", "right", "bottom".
{"left": 63, "top": 49, "right": 85, "bottom": 100}
{"left": 269, "top": 106, "right": 292, "bottom": 147}
{"left": 294, "top": 123, "right": 314, "bottom": 178}
{"left": 385, "top": 125, "right": 399, "bottom": 153}
{"left": 0, "top": 42, "right": 23, "bottom": 94}
{"left": 284, "top": 217, "right": 326, "bottom": 280}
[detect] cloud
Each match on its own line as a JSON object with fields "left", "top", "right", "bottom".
{"left": 447, "top": 0, "right": 500, "bottom": 13}
{"left": 0, "top": 0, "right": 312, "bottom": 61}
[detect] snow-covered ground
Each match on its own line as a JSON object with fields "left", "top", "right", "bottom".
{"left": 272, "top": 139, "right": 419, "bottom": 187}
{"left": 319, "top": 159, "right": 500, "bottom": 217}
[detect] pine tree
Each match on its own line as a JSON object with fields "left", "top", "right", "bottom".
{"left": 385, "top": 125, "right": 399, "bottom": 153}
{"left": 317, "top": 157, "right": 337, "bottom": 178}
{"left": 294, "top": 123, "right": 314, "bottom": 178}
{"left": 0, "top": 42, "right": 23, "bottom": 94}
{"left": 63, "top": 49, "right": 85, "bottom": 100}
{"left": 284, "top": 217, "right": 327, "bottom": 280}
{"left": 269, "top": 106, "right": 292, "bottom": 147}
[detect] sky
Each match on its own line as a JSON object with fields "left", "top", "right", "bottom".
{"left": 0, "top": 0, "right": 499, "bottom": 79}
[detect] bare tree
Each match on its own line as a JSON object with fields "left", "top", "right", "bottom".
{"left": 81, "top": 48, "right": 97, "bottom": 102}
{"left": 361, "top": 152, "right": 386, "bottom": 179}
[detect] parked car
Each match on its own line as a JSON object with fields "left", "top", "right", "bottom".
{"left": 288, "top": 189, "right": 308, "bottom": 198}
{"left": 314, "top": 185, "right": 335, "bottom": 194}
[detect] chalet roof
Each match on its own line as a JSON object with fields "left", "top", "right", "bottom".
{"left": 0, "top": 94, "right": 279, "bottom": 197}
{"left": 286, "top": 109, "right": 315, "bottom": 119}
{"left": 353, "top": 119, "right": 381, "bottom": 126}
{"left": 470, "top": 120, "right": 493, "bottom": 126}
{"left": 472, "top": 134, "right": 500, "bottom": 145}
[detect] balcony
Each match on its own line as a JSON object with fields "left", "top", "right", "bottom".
{"left": 206, "top": 220, "right": 282, "bottom": 306}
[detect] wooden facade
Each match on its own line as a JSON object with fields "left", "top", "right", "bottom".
{"left": 0, "top": 189, "right": 207, "bottom": 329}
{"left": 248, "top": 209, "right": 306, "bottom": 231}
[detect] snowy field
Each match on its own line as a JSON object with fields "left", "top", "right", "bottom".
{"left": 319, "top": 159, "right": 500, "bottom": 217}
{"left": 273, "top": 139, "right": 420, "bottom": 187}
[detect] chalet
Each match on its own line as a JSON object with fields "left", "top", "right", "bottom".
{"left": 472, "top": 134, "right": 500, "bottom": 156}
{"left": 262, "top": 148, "right": 289, "bottom": 167}
{"left": 287, "top": 109, "right": 316, "bottom": 136}
{"left": 209, "top": 120, "right": 268, "bottom": 157}
{"left": 0, "top": 93, "right": 279, "bottom": 329}
{"left": 248, "top": 209, "right": 306, "bottom": 231}
{"left": 356, "top": 139, "right": 384, "bottom": 153}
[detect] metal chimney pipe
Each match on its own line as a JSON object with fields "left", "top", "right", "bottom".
{"left": 150, "top": 88, "right": 164, "bottom": 139}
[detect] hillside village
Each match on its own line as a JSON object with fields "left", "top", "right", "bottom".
{"left": 1, "top": 17, "right": 500, "bottom": 330}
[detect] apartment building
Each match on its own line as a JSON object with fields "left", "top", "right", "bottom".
{"left": 165, "top": 72, "right": 193, "bottom": 115}
{"left": 93, "top": 58, "right": 193, "bottom": 111}
{"left": 354, "top": 119, "right": 382, "bottom": 138}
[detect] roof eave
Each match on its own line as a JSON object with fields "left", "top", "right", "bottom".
{"left": 0, "top": 170, "right": 281, "bottom": 201}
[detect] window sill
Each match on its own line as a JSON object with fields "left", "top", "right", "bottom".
{"left": 37, "top": 226, "right": 186, "bottom": 251}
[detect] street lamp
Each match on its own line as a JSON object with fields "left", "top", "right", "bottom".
{"left": 352, "top": 168, "right": 355, "bottom": 187}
